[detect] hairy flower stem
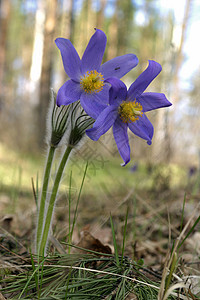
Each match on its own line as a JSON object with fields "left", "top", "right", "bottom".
{"left": 36, "top": 146, "right": 56, "bottom": 252}
{"left": 39, "top": 145, "right": 73, "bottom": 257}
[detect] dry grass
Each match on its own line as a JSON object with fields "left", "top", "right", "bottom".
{"left": 0, "top": 143, "right": 200, "bottom": 298}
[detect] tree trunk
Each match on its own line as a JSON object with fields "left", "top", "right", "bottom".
{"left": 37, "top": 0, "right": 57, "bottom": 148}
{"left": 29, "top": 0, "right": 46, "bottom": 105}
{"left": 59, "top": 0, "right": 75, "bottom": 83}
{"left": 107, "top": 0, "right": 118, "bottom": 60}
{"left": 173, "top": 0, "right": 192, "bottom": 103}
{"left": 0, "top": 0, "right": 11, "bottom": 107}
{"left": 167, "top": 0, "right": 192, "bottom": 161}
{"left": 61, "top": 0, "right": 75, "bottom": 41}
{"left": 96, "top": 0, "right": 107, "bottom": 30}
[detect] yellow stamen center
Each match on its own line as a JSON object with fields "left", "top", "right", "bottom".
{"left": 119, "top": 100, "right": 143, "bottom": 123}
{"left": 80, "top": 70, "right": 104, "bottom": 94}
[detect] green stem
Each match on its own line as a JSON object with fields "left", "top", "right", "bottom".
{"left": 68, "top": 171, "right": 72, "bottom": 254}
{"left": 39, "top": 145, "right": 73, "bottom": 256}
{"left": 164, "top": 252, "right": 178, "bottom": 294}
{"left": 36, "top": 146, "right": 56, "bottom": 252}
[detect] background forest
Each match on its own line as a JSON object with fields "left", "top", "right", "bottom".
{"left": 0, "top": 0, "right": 199, "bottom": 165}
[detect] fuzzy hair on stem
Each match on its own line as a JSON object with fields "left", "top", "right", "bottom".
{"left": 37, "top": 93, "right": 95, "bottom": 256}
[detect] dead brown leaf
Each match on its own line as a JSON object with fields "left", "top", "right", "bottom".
{"left": 75, "top": 231, "right": 112, "bottom": 255}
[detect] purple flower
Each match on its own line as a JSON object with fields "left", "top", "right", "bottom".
{"left": 86, "top": 60, "right": 172, "bottom": 166}
{"left": 130, "top": 163, "right": 138, "bottom": 173}
{"left": 55, "top": 29, "right": 139, "bottom": 119}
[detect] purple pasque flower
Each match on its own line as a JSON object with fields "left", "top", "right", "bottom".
{"left": 55, "top": 29, "right": 138, "bottom": 119}
{"left": 86, "top": 60, "right": 172, "bottom": 166}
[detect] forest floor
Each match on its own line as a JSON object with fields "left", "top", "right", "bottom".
{"left": 0, "top": 142, "right": 200, "bottom": 299}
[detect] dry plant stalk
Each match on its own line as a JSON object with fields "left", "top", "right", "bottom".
{"left": 158, "top": 202, "right": 200, "bottom": 300}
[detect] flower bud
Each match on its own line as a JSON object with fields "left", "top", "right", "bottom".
{"left": 68, "top": 101, "right": 95, "bottom": 147}
{"left": 46, "top": 89, "right": 94, "bottom": 148}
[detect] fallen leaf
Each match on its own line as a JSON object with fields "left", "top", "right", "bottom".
{"left": 76, "top": 231, "right": 112, "bottom": 255}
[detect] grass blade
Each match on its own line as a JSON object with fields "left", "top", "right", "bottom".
{"left": 121, "top": 207, "right": 128, "bottom": 264}
{"left": 110, "top": 214, "right": 120, "bottom": 267}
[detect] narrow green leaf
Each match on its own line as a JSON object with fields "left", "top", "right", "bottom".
{"left": 68, "top": 171, "right": 73, "bottom": 254}
{"left": 180, "top": 192, "right": 186, "bottom": 233}
{"left": 178, "top": 215, "right": 200, "bottom": 249}
{"left": 121, "top": 207, "right": 129, "bottom": 264}
{"left": 70, "top": 162, "right": 88, "bottom": 240}
{"left": 110, "top": 214, "right": 120, "bottom": 267}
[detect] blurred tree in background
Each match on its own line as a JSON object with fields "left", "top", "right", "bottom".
{"left": 0, "top": 0, "right": 11, "bottom": 104}
{"left": 0, "top": 0, "right": 199, "bottom": 166}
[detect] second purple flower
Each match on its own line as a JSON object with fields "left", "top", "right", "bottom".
{"left": 86, "top": 60, "right": 172, "bottom": 166}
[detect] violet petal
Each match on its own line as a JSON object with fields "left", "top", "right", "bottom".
{"left": 56, "top": 80, "right": 82, "bottom": 106}
{"left": 128, "top": 114, "right": 154, "bottom": 145}
{"left": 138, "top": 92, "right": 172, "bottom": 112}
{"left": 128, "top": 60, "right": 162, "bottom": 100}
{"left": 100, "top": 54, "right": 138, "bottom": 79}
{"left": 86, "top": 105, "right": 118, "bottom": 140}
{"left": 55, "top": 38, "right": 81, "bottom": 81}
{"left": 105, "top": 77, "right": 127, "bottom": 106}
{"left": 81, "top": 29, "right": 107, "bottom": 74}
{"left": 113, "top": 118, "right": 130, "bottom": 166}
